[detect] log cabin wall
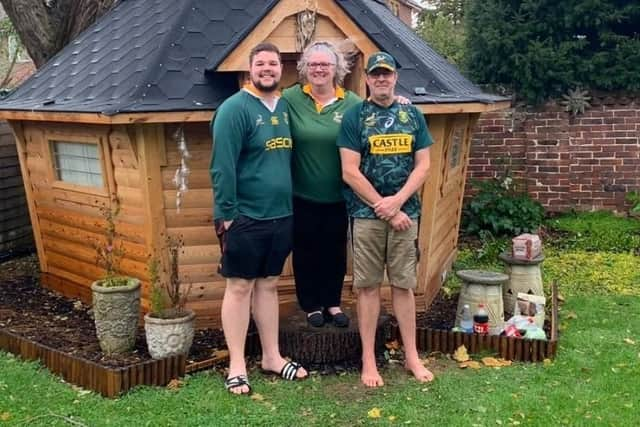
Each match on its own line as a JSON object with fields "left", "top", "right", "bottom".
{"left": 10, "top": 121, "right": 149, "bottom": 305}
{"left": 417, "top": 113, "right": 480, "bottom": 309}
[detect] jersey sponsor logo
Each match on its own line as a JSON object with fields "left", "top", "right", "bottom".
{"left": 364, "top": 113, "right": 377, "bottom": 127}
{"left": 399, "top": 110, "right": 409, "bottom": 123}
{"left": 384, "top": 116, "right": 395, "bottom": 129}
{"left": 270, "top": 116, "right": 279, "bottom": 125}
{"left": 265, "top": 137, "right": 293, "bottom": 151}
{"left": 333, "top": 111, "right": 343, "bottom": 123}
{"left": 256, "top": 114, "right": 265, "bottom": 126}
{"left": 368, "top": 133, "right": 412, "bottom": 154}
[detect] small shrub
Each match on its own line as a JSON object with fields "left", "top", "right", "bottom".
{"left": 93, "top": 199, "right": 129, "bottom": 287}
{"left": 626, "top": 191, "right": 640, "bottom": 215}
{"left": 148, "top": 235, "right": 192, "bottom": 319}
{"left": 462, "top": 176, "right": 545, "bottom": 237}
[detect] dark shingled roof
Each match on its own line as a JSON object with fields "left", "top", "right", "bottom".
{"left": 0, "top": 0, "right": 504, "bottom": 115}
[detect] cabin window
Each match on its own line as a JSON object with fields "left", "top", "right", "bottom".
{"left": 50, "top": 141, "right": 104, "bottom": 188}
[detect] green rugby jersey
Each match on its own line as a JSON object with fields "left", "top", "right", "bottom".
{"left": 210, "top": 88, "right": 293, "bottom": 221}
{"left": 336, "top": 100, "right": 433, "bottom": 219}
{"left": 283, "top": 84, "right": 361, "bottom": 203}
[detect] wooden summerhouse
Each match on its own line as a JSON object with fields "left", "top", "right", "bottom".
{"left": 0, "top": 0, "right": 508, "bottom": 328}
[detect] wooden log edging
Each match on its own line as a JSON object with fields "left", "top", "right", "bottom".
{"left": 389, "top": 326, "right": 558, "bottom": 362}
{"left": 0, "top": 329, "right": 186, "bottom": 397}
{"left": 398, "top": 282, "right": 561, "bottom": 363}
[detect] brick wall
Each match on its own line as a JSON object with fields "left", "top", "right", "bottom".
{"left": 467, "top": 95, "right": 640, "bottom": 212}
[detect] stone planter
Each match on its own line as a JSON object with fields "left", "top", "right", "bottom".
{"left": 144, "top": 309, "right": 195, "bottom": 360}
{"left": 91, "top": 278, "right": 141, "bottom": 355}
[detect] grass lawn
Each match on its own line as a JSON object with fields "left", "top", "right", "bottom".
{"left": 1, "top": 211, "right": 639, "bottom": 426}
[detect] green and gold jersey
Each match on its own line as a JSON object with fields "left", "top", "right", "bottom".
{"left": 210, "top": 87, "right": 293, "bottom": 221}
{"left": 336, "top": 100, "right": 433, "bottom": 219}
{"left": 283, "top": 84, "right": 361, "bottom": 203}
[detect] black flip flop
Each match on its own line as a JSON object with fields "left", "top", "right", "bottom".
{"left": 224, "top": 374, "right": 252, "bottom": 395}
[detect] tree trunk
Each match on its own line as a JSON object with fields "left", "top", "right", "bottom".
{"left": 245, "top": 310, "right": 393, "bottom": 366}
{"left": 0, "top": 0, "right": 118, "bottom": 68}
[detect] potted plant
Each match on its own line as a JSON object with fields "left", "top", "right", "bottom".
{"left": 91, "top": 200, "right": 141, "bottom": 355}
{"left": 144, "top": 236, "right": 195, "bottom": 360}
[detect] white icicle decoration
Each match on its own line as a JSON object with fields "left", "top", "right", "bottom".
{"left": 172, "top": 125, "right": 191, "bottom": 213}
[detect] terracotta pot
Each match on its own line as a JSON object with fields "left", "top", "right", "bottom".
{"left": 144, "top": 309, "right": 195, "bottom": 360}
{"left": 91, "top": 278, "right": 141, "bottom": 355}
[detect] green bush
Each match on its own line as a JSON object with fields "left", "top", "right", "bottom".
{"left": 465, "top": 0, "right": 640, "bottom": 103}
{"left": 462, "top": 178, "right": 545, "bottom": 237}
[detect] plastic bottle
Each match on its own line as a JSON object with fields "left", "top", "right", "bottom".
{"left": 460, "top": 304, "right": 473, "bottom": 333}
{"left": 473, "top": 304, "right": 489, "bottom": 335}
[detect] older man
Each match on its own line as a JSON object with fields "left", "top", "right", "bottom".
{"left": 337, "top": 52, "right": 435, "bottom": 387}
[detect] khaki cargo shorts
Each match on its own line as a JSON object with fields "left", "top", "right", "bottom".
{"left": 350, "top": 218, "right": 419, "bottom": 289}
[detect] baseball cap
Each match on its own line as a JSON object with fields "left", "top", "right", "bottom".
{"left": 366, "top": 52, "right": 396, "bottom": 73}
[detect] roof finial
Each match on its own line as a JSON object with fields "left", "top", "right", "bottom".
{"left": 295, "top": 0, "right": 318, "bottom": 52}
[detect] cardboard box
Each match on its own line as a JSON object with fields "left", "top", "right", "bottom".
{"left": 512, "top": 233, "right": 541, "bottom": 260}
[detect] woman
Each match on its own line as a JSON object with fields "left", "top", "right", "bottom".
{"left": 282, "top": 41, "right": 359, "bottom": 328}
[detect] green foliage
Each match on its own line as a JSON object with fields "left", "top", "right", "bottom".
{"left": 416, "top": 12, "right": 466, "bottom": 66}
{"left": 626, "top": 191, "right": 640, "bottom": 214}
{"left": 462, "top": 175, "right": 545, "bottom": 237}
{"left": 465, "top": 0, "right": 640, "bottom": 104}
{"left": 416, "top": 0, "right": 466, "bottom": 66}
{"left": 546, "top": 210, "right": 640, "bottom": 254}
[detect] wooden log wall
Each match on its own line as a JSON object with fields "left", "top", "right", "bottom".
{"left": 12, "top": 121, "right": 150, "bottom": 305}
{"left": 0, "top": 120, "right": 33, "bottom": 256}
{"left": 417, "top": 113, "right": 480, "bottom": 310}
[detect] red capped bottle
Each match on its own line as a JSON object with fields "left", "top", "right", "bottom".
{"left": 473, "top": 304, "right": 489, "bottom": 335}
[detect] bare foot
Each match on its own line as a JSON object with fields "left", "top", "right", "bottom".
{"left": 361, "top": 362, "right": 384, "bottom": 387}
{"left": 405, "top": 359, "right": 434, "bottom": 383}
{"left": 261, "top": 357, "right": 308, "bottom": 379}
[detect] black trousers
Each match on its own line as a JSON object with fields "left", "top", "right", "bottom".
{"left": 292, "top": 196, "right": 348, "bottom": 313}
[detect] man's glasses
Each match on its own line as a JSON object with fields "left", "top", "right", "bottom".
{"left": 308, "top": 62, "right": 335, "bottom": 70}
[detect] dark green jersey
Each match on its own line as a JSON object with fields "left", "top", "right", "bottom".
{"left": 282, "top": 84, "right": 361, "bottom": 203}
{"left": 336, "top": 100, "right": 433, "bottom": 219}
{"left": 210, "top": 89, "right": 293, "bottom": 221}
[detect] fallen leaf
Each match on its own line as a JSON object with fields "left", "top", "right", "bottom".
{"left": 543, "top": 359, "right": 552, "bottom": 366}
{"left": 251, "top": 393, "right": 265, "bottom": 401}
{"left": 623, "top": 338, "right": 635, "bottom": 345}
{"left": 458, "top": 360, "right": 481, "bottom": 369}
{"left": 368, "top": 408, "right": 382, "bottom": 419}
{"left": 565, "top": 311, "right": 578, "bottom": 320}
{"left": 388, "top": 415, "right": 397, "bottom": 421}
{"left": 482, "top": 357, "right": 512, "bottom": 367}
{"left": 453, "top": 345, "right": 470, "bottom": 362}
{"left": 166, "top": 379, "right": 183, "bottom": 390}
{"left": 386, "top": 340, "right": 400, "bottom": 350}
{"left": 1, "top": 412, "right": 10, "bottom": 421}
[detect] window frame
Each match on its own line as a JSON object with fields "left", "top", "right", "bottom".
{"left": 43, "top": 129, "right": 115, "bottom": 198}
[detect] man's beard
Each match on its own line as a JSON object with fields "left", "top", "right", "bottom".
{"left": 253, "top": 77, "right": 279, "bottom": 93}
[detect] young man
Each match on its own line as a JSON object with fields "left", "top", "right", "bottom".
{"left": 337, "top": 52, "right": 435, "bottom": 387}
{"left": 210, "top": 42, "right": 307, "bottom": 395}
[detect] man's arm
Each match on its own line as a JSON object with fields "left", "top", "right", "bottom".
{"left": 339, "top": 148, "right": 384, "bottom": 208}
{"left": 374, "top": 147, "right": 430, "bottom": 220}
{"left": 210, "top": 101, "right": 244, "bottom": 227}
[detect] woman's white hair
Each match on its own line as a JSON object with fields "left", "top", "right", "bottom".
{"left": 297, "top": 40, "right": 352, "bottom": 86}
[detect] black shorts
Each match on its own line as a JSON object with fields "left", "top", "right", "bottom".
{"left": 215, "top": 215, "right": 293, "bottom": 279}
